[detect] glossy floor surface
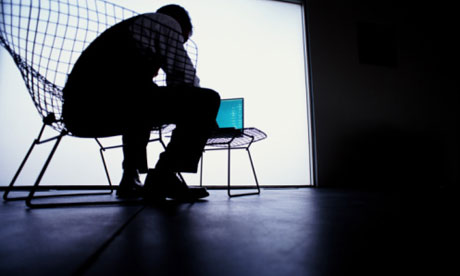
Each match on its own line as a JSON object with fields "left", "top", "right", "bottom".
{"left": 0, "top": 188, "right": 452, "bottom": 275}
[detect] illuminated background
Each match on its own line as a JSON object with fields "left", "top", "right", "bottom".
{"left": 0, "top": 0, "right": 312, "bottom": 186}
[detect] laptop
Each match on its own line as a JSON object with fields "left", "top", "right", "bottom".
{"left": 211, "top": 98, "right": 244, "bottom": 138}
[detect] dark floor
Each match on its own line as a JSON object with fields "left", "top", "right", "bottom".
{"left": 0, "top": 188, "right": 453, "bottom": 276}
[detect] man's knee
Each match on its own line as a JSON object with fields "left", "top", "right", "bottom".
{"left": 199, "top": 88, "right": 221, "bottom": 115}
{"left": 198, "top": 87, "right": 220, "bottom": 106}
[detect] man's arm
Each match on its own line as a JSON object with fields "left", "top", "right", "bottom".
{"left": 129, "top": 14, "right": 200, "bottom": 87}
{"left": 161, "top": 29, "right": 199, "bottom": 87}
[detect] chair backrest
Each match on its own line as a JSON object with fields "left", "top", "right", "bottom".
{"left": 0, "top": 0, "right": 197, "bottom": 132}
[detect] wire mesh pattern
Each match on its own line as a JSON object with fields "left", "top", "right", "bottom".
{"left": 206, "top": 128, "right": 267, "bottom": 148}
{"left": 0, "top": 0, "right": 198, "bottom": 133}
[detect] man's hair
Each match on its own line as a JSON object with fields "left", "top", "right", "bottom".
{"left": 156, "top": 5, "right": 193, "bottom": 40}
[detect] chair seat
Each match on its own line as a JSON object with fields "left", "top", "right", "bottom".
{"left": 68, "top": 124, "right": 175, "bottom": 138}
{"left": 206, "top": 127, "right": 267, "bottom": 148}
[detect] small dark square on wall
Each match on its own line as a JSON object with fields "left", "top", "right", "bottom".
{"left": 357, "top": 21, "right": 398, "bottom": 67}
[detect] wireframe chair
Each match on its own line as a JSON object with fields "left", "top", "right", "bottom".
{"left": 0, "top": 0, "right": 197, "bottom": 207}
{"left": 199, "top": 98, "right": 267, "bottom": 197}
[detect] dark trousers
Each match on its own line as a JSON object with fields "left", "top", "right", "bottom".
{"left": 122, "top": 86, "right": 220, "bottom": 174}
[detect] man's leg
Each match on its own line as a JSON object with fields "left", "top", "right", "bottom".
{"left": 144, "top": 86, "right": 220, "bottom": 200}
{"left": 154, "top": 86, "right": 220, "bottom": 173}
{"left": 117, "top": 127, "right": 150, "bottom": 197}
{"left": 122, "top": 128, "right": 150, "bottom": 174}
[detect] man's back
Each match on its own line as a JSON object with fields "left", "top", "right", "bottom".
{"left": 66, "top": 16, "right": 148, "bottom": 90}
{"left": 62, "top": 12, "right": 198, "bottom": 136}
{"left": 62, "top": 15, "right": 151, "bottom": 136}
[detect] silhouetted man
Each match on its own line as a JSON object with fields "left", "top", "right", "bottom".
{"left": 62, "top": 5, "right": 220, "bottom": 201}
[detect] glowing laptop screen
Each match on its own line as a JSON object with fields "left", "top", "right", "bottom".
{"left": 216, "top": 98, "right": 244, "bottom": 130}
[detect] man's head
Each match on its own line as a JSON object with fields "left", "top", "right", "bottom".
{"left": 156, "top": 5, "right": 193, "bottom": 42}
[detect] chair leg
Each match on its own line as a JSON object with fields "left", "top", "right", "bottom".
{"left": 4, "top": 125, "right": 166, "bottom": 207}
{"left": 24, "top": 134, "right": 137, "bottom": 208}
{"left": 98, "top": 144, "right": 114, "bottom": 192}
{"left": 227, "top": 146, "right": 261, "bottom": 197}
{"left": 22, "top": 132, "right": 131, "bottom": 208}
{"left": 3, "top": 123, "right": 48, "bottom": 201}
{"left": 3, "top": 135, "right": 41, "bottom": 200}
{"left": 26, "top": 132, "right": 65, "bottom": 207}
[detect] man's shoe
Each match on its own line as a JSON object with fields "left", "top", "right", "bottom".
{"left": 117, "top": 170, "right": 143, "bottom": 198}
{"left": 142, "top": 170, "right": 166, "bottom": 202}
{"left": 144, "top": 169, "right": 209, "bottom": 202}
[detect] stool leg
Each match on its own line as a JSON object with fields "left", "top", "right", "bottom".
{"left": 228, "top": 146, "right": 261, "bottom": 197}
{"left": 199, "top": 154, "right": 204, "bottom": 187}
{"left": 227, "top": 145, "right": 231, "bottom": 197}
{"left": 247, "top": 148, "right": 261, "bottom": 194}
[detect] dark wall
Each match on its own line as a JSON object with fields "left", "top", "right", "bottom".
{"left": 306, "top": 0, "right": 457, "bottom": 189}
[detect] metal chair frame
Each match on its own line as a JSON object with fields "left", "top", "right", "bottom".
{"left": 0, "top": 0, "right": 196, "bottom": 207}
{"left": 2, "top": 113, "right": 170, "bottom": 208}
{"left": 199, "top": 128, "right": 266, "bottom": 197}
